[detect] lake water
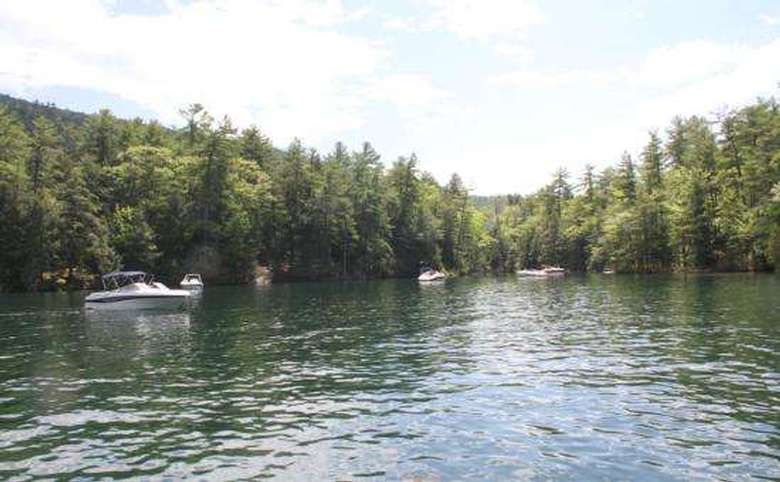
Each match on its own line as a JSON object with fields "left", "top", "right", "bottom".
{"left": 0, "top": 275, "right": 779, "bottom": 480}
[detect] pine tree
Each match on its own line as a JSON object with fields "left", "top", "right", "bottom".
{"left": 582, "top": 164, "right": 596, "bottom": 201}
{"left": 615, "top": 152, "right": 637, "bottom": 203}
{"left": 388, "top": 154, "right": 422, "bottom": 274}
{"left": 197, "top": 116, "right": 236, "bottom": 244}
{"left": 350, "top": 142, "right": 393, "bottom": 276}
{"left": 25, "top": 116, "right": 63, "bottom": 287}
{"left": 179, "top": 103, "right": 212, "bottom": 150}
{"left": 441, "top": 174, "right": 468, "bottom": 270}
{"left": 322, "top": 142, "right": 356, "bottom": 276}
{"left": 52, "top": 156, "right": 116, "bottom": 286}
{"left": 666, "top": 116, "right": 687, "bottom": 168}
{"left": 82, "top": 109, "right": 120, "bottom": 166}
{"left": 637, "top": 131, "right": 672, "bottom": 271}
{"left": 0, "top": 107, "right": 32, "bottom": 290}
{"left": 640, "top": 131, "right": 664, "bottom": 194}
{"left": 240, "top": 125, "right": 274, "bottom": 168}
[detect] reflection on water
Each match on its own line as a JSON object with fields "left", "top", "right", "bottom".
{"left": 83, "top": 310, "right": 191, "bottom": 359}
{"left": 0, "top": 275, "right": 779, "bottom": 480}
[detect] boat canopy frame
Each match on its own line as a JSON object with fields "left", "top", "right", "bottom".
{"left": 101, "top": 271, "right": 152, "bottom": 290}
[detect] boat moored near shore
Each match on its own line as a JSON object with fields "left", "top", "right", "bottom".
{"left": 85, "top": 271, "right": 191, "bottom": 310}
{"left": 517, "top": 266, "right": 567, "bottom": 277}
{"left": 179, "top": 273, "right": 204, "bottom": 291}
{"left": 418, "top": 268, "right": 446, "bottom": 282}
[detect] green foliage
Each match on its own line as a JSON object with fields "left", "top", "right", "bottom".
{"left": 240, "top": 125, "right": 275, "bottom": 168}
{"left": 495, "top": 99, "right": 779, "bottom": 274}
{"left": 615, "top": 152, "right": 637, "bottom": 203}
{"left": 53, "top": 155, "right": 117, "bottom": 283}
{"left": 82, "top": 109, "right": 121, "bottom": 166}
{"left": 0, "top": 93, "right": 88, "bottom": 132}
{"left": 0, "top": 107, "right": 32, "bottom": 290}
{"left": 0, "top": 93, "right": 777, "bottom": 291}
{"left": 109, "top": 206, "right": 160, "bottom": 271}
{"left": 640, "top": 131, "right": 664, "bottom": 193}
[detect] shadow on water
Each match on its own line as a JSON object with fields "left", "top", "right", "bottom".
{"left": 0, "top": 274, "right": 778, "bottom": 480}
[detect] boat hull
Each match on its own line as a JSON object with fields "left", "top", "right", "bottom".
{"left": 517, "top": 269, "right": 565, "bottom": 277}
{"left": 179, "top": 284, "right": 204, "bottom": 292}
{"left": 85, "top": 294, "right": 189, "bottom": 310}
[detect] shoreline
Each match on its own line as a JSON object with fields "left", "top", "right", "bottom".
{"left": 2, "top": 269, "right": 775, "bottom": 295}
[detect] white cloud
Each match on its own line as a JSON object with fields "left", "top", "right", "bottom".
{"left": 383, "top": 0, "right": 542, "bottom": 57}
{"left": 382, "top": 15, "right": 417, "bottom": 32}
{"left": 489, "top": 68, "right": 621, "bottom": 89}
{"left": 477, "top": 38, "right": 780, "bottom": 193}
{"left": 430, "top": 117, "right": 651, "bottom": 195}
{"left": 760, "top": 13, "right": 779, "bottom": 26}
{"left": 362, "top": 73, "right": 464, "bottom": 134}
{"left": 424, "top": 0, "right": 543, "bottom": 40}
{"left": 0, "top": 0, "right": 401, "bottom": 145}
{"left": 1, "top": 1, "right": 776, "bottom": 196}
{"left": 366, "top": 74, "right": 450, "bottom": 109}
{"left": 635, "top": 40, "right": 747, "bottom": 88}
{"left": 492, "top": 43, "right": 534, "bottom": 62}
{"left": 489, "top": 39, "right": 779, "bottom": 95}
{"left": 634, "top": 39, "right": 780, "bottom": 126}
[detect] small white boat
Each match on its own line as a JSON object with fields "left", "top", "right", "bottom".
{"left": 418, "top": 268, "right": 446, "bottom": 282}
{"left": 179, "top": 273, "right": 204, "bottom": 291}
{"left": 517, "top": 266, "right": 566, "bottom": 277}
{"left": 85, "top": 271, "right": 191, "bottom": 310}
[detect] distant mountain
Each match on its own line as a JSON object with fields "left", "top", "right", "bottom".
{"left": 0, "top": 93, "right": 89, "bottom": 131}
{"left": 0, "top": 92, "right": 287, "bottom": 157}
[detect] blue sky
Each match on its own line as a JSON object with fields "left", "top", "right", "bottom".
{"left": 1, "top": 0, "right": 779, "bottom": 193}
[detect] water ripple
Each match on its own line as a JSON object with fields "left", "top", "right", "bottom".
{"left": 0, "top": 275, "right": 779, "bottom": 480}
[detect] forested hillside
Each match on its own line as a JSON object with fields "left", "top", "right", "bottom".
{"left": 492, "top": 102, "right": 780, "bottom": 274}
{"left": 0, "top": 94, "right": 87, "bottom": 129}
{"left": 0, "top": 95, "right": 777, "bottom": 291}
{"left": 0, "top": 99, "right": 490, "bottom": 290}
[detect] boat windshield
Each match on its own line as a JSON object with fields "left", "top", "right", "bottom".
{"left": 101, "top": 271, "right": 150, "bottom": 290}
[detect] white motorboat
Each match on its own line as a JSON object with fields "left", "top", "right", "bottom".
{"left": 418, "top": 268, "right": 446, "bottom": 282}
{"left": 179, "top": 273, "right": 204, "bottom": 291}
{"left": 517, "top": 266, "right": 566, "bottom": 277}
{"left": 85, "top": 271, "right": 191, "bottom": 310}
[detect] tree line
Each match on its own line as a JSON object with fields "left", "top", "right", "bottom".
{"left": 491, "top": 100, "right": 780, "bottom": 274}
{"left": 0, "top": 100, "right": 490, "bottom": 290}
{"left": 0, "top": 96, "right": 778, "bottom": 291}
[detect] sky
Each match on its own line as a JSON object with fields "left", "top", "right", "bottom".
{"left": 1, "top": 0, "right": 779, "bottom": 194}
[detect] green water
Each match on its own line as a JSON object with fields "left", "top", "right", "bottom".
{"left": 0, "top": 275, "right": 779, "bottom": 480}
